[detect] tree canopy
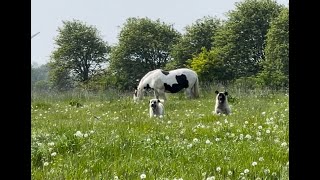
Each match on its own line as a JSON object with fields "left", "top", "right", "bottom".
{"left": 167, "top": 16, "right": 221, "bottom": 70}
{"left": 49, "top": 20, "right": 110, "bottom": 90}
{"left": 108, "top": 17, "right": 181, "bottom": 90}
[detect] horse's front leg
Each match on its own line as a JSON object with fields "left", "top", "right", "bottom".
{"left": 159, "top": 89, "right": 167, "bottom": 101}
{"left": 154, "top": 90, "right": 160, "bottom": 99}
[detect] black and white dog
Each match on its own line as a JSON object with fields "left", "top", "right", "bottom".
{"left": 213, "top": 90, "right": 231, "bottom": 115}
{"left": 149, "top": 99, "right": 165, "bottom": 118}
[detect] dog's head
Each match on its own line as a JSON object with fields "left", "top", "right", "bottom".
{"left": 215, "top": 90, "right": 228, "bottom": 104}
{"left": 149, "top": 99, "right": 161, "bottom": 109}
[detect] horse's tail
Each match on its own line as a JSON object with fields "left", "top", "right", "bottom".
{"left": 192, "top": 76, "right": 200, "bottom": 98}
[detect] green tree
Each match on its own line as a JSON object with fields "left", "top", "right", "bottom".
{"left": 49, "top": 20, "right": 110, "bottom": 91}
{"left": 167, "top": 16, "right": 221, "bottom": 69}
{"left": 205, "top": 0, "right": 283, "bottom": 81}
{"left": 256, "top": 7, "right": 289, "bottom": 89}
{"left": 108, "top": 17, "right": 181, "bottom": 90}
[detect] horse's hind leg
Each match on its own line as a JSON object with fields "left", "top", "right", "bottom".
{"left": 185, "top": 88, "right": 193, "bottom": 99}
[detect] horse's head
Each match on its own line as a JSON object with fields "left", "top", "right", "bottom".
{"left": 133, "top": 86, "right": 144, "bottom": 102}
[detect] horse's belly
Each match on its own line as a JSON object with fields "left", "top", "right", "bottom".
{"left": 164, "top": 83, "right": 186, "bottom": 93}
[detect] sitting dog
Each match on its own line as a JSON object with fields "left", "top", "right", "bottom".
{"left": 149, "top": 99, "right": 165, "bottom": 118}
{"left": 213, "top": 90, "right": 231, "bottom": 115}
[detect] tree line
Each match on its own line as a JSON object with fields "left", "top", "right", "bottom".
{"left": 31, "top": 0, "right": 289, "bottom": 92}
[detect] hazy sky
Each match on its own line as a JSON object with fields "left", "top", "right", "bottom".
{"left": 31, "top": 0, "right": 289, "bottom": 66}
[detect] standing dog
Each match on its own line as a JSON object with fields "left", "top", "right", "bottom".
{"left": 149, "top": 99, "right": 165, "bottom": 118}
{"left": 213, "top": 90, "right": 231, "bottom": 115}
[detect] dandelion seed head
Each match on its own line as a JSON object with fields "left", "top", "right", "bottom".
{"left": 216, "top": 166, "right": 221, "bottom": 172}
{"left": 206, "top": 176, "right": 215, "bottom": 180}
{"left": 266, "top": 130, "right": 271, "bottom": 134}
{"left": 74, "top": 131, "right": 83, "bottom": 137}
{"left": 245, "top": 134, "right": 252, "bottom": 139}
{"left": 140, "top": 173, "right": 146, "bottom": 179}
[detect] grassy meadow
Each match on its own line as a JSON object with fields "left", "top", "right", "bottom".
{"left": 31, "top": 88, "right": 289, "bottom": 180}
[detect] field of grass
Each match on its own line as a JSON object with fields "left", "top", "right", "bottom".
{"left": 31, "top": 88, "right": 289, "bottom": 180}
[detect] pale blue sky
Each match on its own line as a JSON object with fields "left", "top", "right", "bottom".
{"left": 31, "top": 0, "right": 289, "bottom": 66}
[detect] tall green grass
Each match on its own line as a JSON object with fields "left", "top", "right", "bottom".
{"left": 31, "top": 88, "right": 288, "bottom": 179}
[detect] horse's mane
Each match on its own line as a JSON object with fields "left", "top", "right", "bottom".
{"left": 138, "top": 69, "right": 160, "bottom": 87}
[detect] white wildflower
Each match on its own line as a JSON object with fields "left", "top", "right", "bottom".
{"left": 244, "top": 169, "right": 249, "bottom": 174}
{"left": 239, "top": 134, "right": 244, "bottom": 140}
{"left": 84, "top": 133, "right": 88, "bottom": 138}
{"left": 259, "top": 157, "right": 264, "bottom": 161}
{"left": 140, "top": 173, "right": 146, "bottom": 179}
{"left": 206, "top": 176, "right": 215, "bottom": 180}
{"left": 193, "top": 138, "right": 199, "bottom": 143}
{"left": 74, "top": 131, "right": 83, "bottom": 137}
{"left": 228, "top": 171, "right": 233, "bottom": 176}
{"left": 48, "top": 142, "right": 54, "bottom": 146}
{"left": 252, "top": 162, "right": 257, "bottom": 166}
{"left": 258, "top": 126, "right": 262, "bottom": 129}
{"left": 266, "top": 129, "right": 271, "bottom": 134}
{"left": 281, "top": 142, "right": 287, "bottom": 147}
{"left": 216, "top": 166, "right": 221, "bottom": 172}
{"left": 256, "top": 132, "right": 261, "bottom": 136}
{"left": 43, "top": 162, "right": 49, "bottom": 166}
{"left": 245, "top": 134, "right": 252, "bottom": 140}
{"left": 262, "top": 112, "right": 266, "bottom": 116}
{"left": 205, "top": 140, "right": 211, "bottom": 144}
{"left": 51, "top": 152, "right": 57, "bottom": 157}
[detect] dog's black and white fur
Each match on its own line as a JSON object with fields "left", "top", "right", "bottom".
{"left": 149, "top": 99, "right": 164, "bottom": 118}
{"left": 213, "top": 90, "right": 231, "bottom": 115}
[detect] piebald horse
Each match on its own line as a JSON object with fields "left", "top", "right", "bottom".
{"left": 134, "top": 68, "right": 199, "bottom": 101}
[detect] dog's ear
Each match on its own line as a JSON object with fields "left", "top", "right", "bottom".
{"left": 158, "top": 99, "right": 160, "bottom": 103}
{"left": 215, "top": 90, "right": 219, "bottom": 94}
{"left": 225, "top": 91, "right": 228, "bottom": 96}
